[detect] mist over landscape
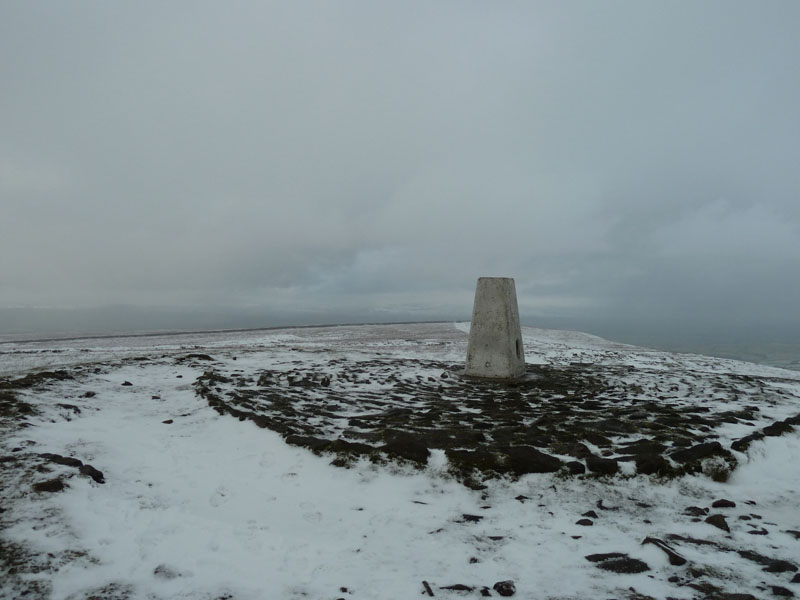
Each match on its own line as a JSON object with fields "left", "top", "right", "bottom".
{"left": 2, "top": 2, "right": 800, "bottom": 367}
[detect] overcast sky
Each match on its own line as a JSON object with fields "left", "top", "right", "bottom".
{"left": 2, "top": 1, "right": 800, "bottom": 339}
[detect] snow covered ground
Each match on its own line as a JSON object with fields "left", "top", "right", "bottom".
{"left": 1, "top": 323, "right": 799, "bottom": 599}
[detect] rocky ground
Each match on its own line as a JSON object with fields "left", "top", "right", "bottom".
{"left": 194, "top": 355, "right": 800, "bottom": 488}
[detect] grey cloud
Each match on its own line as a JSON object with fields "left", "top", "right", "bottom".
{"left": 2, "top": 1, "right": 800, "bottom": 346}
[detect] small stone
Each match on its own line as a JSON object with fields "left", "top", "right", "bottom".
{"left": 162, "top": 419, "right": 174, "bottom": 424}
{"left": 582, "top": 510, "right": 599, "bottom": 518}
{"left": 712, "top": 499, "right": 736, "bottom": 508}
{"left": 771, "top": 586, "right": 794, "bottom": 597}
{"left": 81, "top": 391, "right": 96, "bottom": 398}
{"left": 791, "top": 573, "right": 800, "bottom": 584}
{"left": 460, "top": 514, "right": 483, "bottom": 523}
{"left": 576, "top": 518, "right": 594, "bottom": 526}
{"left": 705, "top": 514, "right": 730, "bottom": 532}
{"left": 493, "top": 580, "right": 516, "bottom": 596}
{"left": 121, "top": 381, "right": 133, "bottom": 386}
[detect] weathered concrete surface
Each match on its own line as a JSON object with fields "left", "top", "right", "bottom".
{"left": 465, "top": 277, "right": 526, "bottom": 379}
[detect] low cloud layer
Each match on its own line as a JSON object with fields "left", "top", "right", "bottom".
{"left": 2, "top": 2, "right": 799, "bottom": 340}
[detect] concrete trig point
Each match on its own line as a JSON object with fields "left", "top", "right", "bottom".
{"left": 465, "top": 277, "right": 526, "bottom": 379}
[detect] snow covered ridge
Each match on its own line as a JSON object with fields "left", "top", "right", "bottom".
{"left": 1, "top": 322, "right": 800, "bottom": 600}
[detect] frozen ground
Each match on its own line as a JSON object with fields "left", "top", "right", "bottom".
{"left": 1, "top": 322, "right": 799, "bottom": 600}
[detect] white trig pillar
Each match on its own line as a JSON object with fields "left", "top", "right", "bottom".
{"left": 465, "top": 277, "right": 526, "bottom": 379}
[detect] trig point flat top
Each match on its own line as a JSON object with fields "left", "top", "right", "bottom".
{"left": 465, "top": 277, "right": 526, "bottom": 379}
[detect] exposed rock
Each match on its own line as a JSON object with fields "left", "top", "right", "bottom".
{"left": 635, "top": 453, "right": 671, "bottom": 476}
{"left": 762, "top": 560, "right": 798, "bottom": 573}
{"left": 585, "top": 454, "right": 619, "bottom": 475}
{"left": 32, "top": 478, "right": 65, "bottom": 493}
{"left": 284, "top": 435, "right": 331, "bottom": 453}
{"left": 731, "top": 433, "right": 765, "bottom": 452}
{"left": 763, "top": 421, "right": 794, "bottom": 437}
{"left": 684, "top": 506, "right": 709, "bottom": 517}
{"left": 440, "top": 584, "right": 474, "bottom": 591}
{"left": 504, "top": 446, "right": 562, "bottom": 475}
{"left": 39, "top": 453, "right": 83, "bottom": 468}
{"left": 712, "top": 499, "right": 736, "bottom": 508}
{"left": 565, "top": 460, "right": 586, "bottom": 475}
{"left": 121, "top": 381, "right": 133, "bottom": 386}
{"left": 576, "top": 519, "right": 593, "bottom": 526}
{"left": 620, "top": 439, "right": 667, "bottom": 455}
{"left": 670, "top": 441, "right": 725, "bottom": 463}
{"left": 585, "top": 553, "right": 650, "bottom": 573}
{"left": 79, "top": 464, "right": 105, "bottom": 484}
{"left": 641, "top": 537, "right": 687, "bottom": 566}
{"left": 381, "top": 430, "right": 430, "bottom": 464}
{"left": 459, "top": 514, "right": 483, "bottom": 523}
{"left": 705, "top": 514, "right": 730, "bottom": 533}
{"left": 771, "top": 586, "right": 794, "bottom": 597}
{"left": 492, "top": 580, "right": 516, "bottom": 596}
